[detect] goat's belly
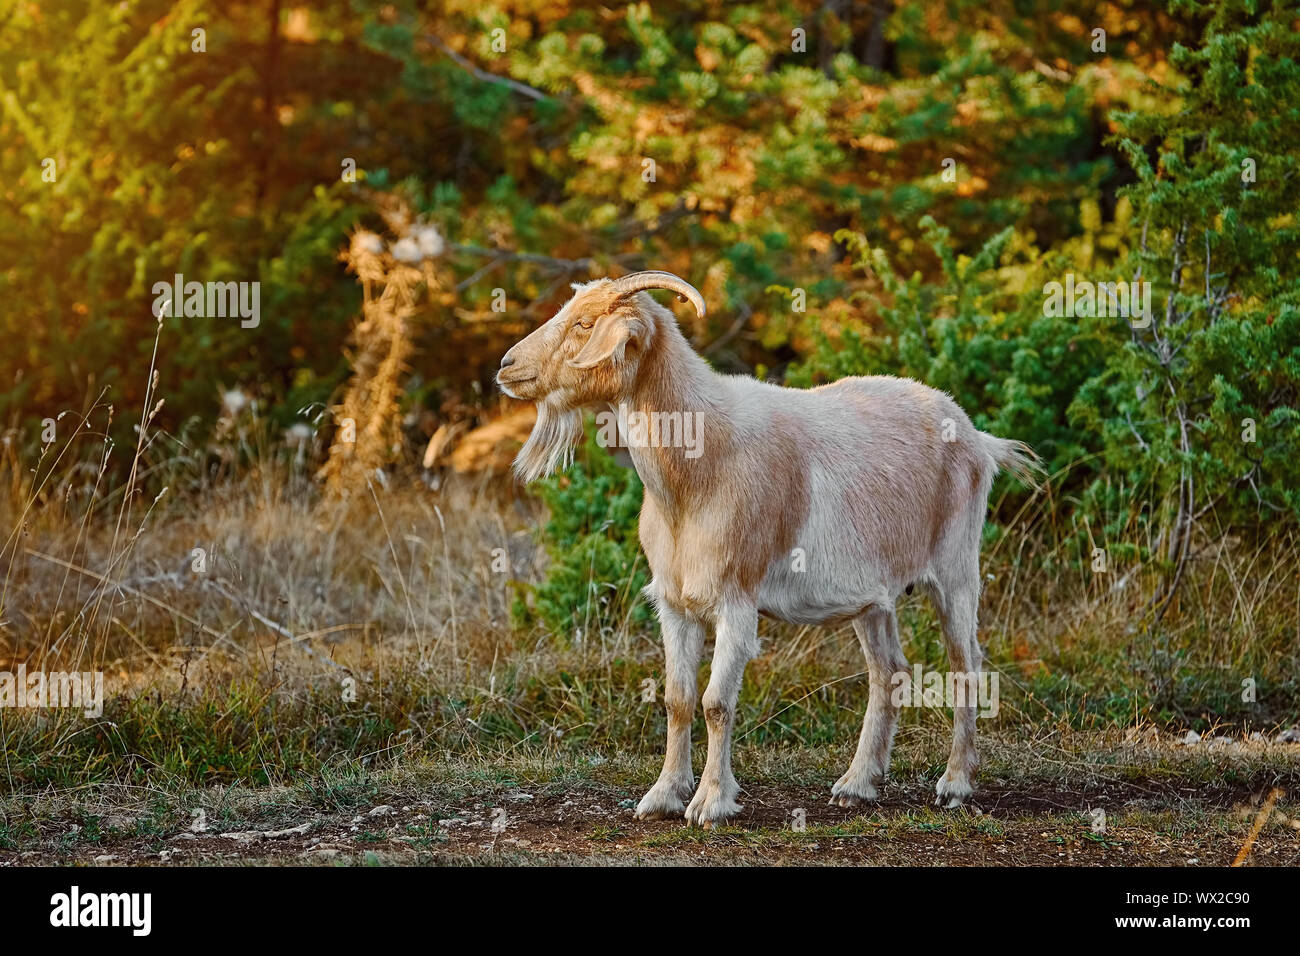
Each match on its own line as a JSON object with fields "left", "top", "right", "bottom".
{"left": 756, "top": 567, "right": 882, "bottom": 626}
{"left": 757, "top": 598, "right": 866, "bottom": 627}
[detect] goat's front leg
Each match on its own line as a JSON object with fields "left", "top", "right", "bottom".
{"left": 635, "top": 602, "right": 704, "bottom": 820}
{"left": 685, "top": 602, "right": 759, "bottom": 828}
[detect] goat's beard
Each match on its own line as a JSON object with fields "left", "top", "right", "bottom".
{"left": 514, "top": 396, "right": 584, "bottom": 483}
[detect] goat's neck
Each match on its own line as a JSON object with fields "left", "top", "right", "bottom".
{"left": 615, "top": 322, "right": 726, "bottom": 515}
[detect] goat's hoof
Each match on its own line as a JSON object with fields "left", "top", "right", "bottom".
{"left": 934, "top": 775, "right": 974, "bottom": 809}
{"left": 829, "top": 774, "right": 880, "bottom": 807}
{"left": 684, "top": 782, "right": 741, "bottom": 827}
{"left": 829, "top": 791, "right": 878, "bottom": 808}
{"left": 634, "top": 779, "right": 693, "bottom": 821}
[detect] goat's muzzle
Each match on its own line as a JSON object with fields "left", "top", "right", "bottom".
{"left": 495, "top": 349, "right": 538, "bottom": 399}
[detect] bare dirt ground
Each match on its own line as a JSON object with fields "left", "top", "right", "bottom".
{"left": 4, "top": 733, "right": 1298, "bottom": 866}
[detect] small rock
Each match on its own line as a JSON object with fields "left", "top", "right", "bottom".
{"left": 1276, "top": 728, "right": 1300, "bottom": 744}
{"left": 94, "top": 854, "right": 116, "bottom": 863}
{"left": 1176, "top": 730, "right": 1201, "bottom": 746}
{"left": 170, "top": 832, "right": 198, "bottom": 842}
{"left": 369, "top": 805, "right": 395, "bottom": 817}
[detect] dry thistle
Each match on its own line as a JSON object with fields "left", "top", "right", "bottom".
{"left": 319, "top": 221, "right": 446, "bottom": 495}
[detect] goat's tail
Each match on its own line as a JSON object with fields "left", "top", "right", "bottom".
{"left": 982, "top": 434, "right": 1045, "bottom": 490}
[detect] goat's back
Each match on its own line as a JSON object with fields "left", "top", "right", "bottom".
{"left": 720, "top": 373, "right": 998, "bottom": 590}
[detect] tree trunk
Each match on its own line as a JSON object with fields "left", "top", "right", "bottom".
{"left": 257, "top": 0, "right": 283, "bottom": 207}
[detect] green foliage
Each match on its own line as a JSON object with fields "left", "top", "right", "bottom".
{"left": 787, "top": 0, "right": 1300, "bottom": 569}
{"left": 1, "top": 0, "right": 1144, "bottom": 461}
{"left": 3, "top": 0, "right": 1297, "bottom": 630}
{"left": 511, "top": 427, "right": 651, "bottom": 639}
{"left": 0, "top": 0, "right": 373, "bottom": 452}
{"left": 788, "top": 218, "right": 1111, "bottom": 485}
{"left": 1094, "top": 0, "right": 1300, "bottom": 532}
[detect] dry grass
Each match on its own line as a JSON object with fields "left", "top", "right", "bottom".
{"left": 1, "top": 428, "right": 1295, "bottom": 789}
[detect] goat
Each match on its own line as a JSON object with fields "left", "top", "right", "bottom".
{"left": 497, "top": 272, "right": 1039, "bottom": 827}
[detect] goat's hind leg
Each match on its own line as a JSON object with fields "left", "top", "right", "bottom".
{"left": 931, "top": 576, "right": 982, "bottom": 808}
{"left": 831, "top": 605, "right": 908, "bottom": 807}
{"left": 636, "top": 601, "right": 705, "bottom": 820}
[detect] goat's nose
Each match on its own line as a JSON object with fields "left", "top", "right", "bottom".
{"left": 499, "top": 352, "right": 516, "bottom": 370}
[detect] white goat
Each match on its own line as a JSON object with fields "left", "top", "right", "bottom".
{"left": 498, "top": 272, "right": 1038, "bottom": 827}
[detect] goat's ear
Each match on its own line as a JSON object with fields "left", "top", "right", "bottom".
{"left": 567, "top": 313, "right": 643, "bottom": 370}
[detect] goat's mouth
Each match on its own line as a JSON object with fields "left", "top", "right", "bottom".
{"left": 495, "top": 371, "right": 537, "bottom": 398}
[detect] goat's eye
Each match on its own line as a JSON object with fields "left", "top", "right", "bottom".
{"left": 576, "top": 316, "right": 596, "bottom": 330}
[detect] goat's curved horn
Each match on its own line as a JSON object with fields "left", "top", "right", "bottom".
{"left": 610, "top": 271, "right": 706, "bottom": 318}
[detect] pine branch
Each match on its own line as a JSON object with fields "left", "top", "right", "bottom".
{"left": 424, "top": 34, "right": 551, "bottom": 102}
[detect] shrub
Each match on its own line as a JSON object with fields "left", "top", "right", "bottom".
{"left": 512, "top": 427, "right": 651, "bottom": 639}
